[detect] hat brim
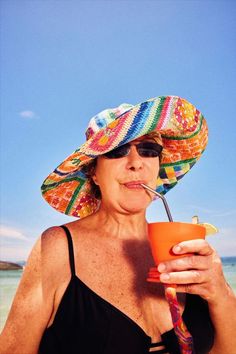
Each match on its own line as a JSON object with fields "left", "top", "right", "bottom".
{"left": 41, "top": 96, "right": 208, "bottom": 218}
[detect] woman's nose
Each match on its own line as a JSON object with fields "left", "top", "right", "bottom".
{"left": 126, "top": 145, "right": 143, "bottom": 170}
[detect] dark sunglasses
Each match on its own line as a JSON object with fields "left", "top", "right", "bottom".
{"left": 104, "top": 141, "right": 163, "bottom": 159}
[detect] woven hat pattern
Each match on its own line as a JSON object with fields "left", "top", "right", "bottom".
{"left": 41, "top": 96, "right": 208, "bottom": 218}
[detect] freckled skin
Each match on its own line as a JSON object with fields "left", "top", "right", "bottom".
{"left": 0, "top": 136, "right": 236, "bottom": 353}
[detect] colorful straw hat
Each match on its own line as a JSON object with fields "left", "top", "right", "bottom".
{"left": 41, "top": 96, "right": 208, "bottom": 218}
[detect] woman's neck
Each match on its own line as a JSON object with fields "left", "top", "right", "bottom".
{"left": 91, "top": 207, "right": 148, "bottom": 240}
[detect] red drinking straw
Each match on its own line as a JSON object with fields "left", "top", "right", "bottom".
{"left": 141, "top": 183, "right": 194, "bottom": 354}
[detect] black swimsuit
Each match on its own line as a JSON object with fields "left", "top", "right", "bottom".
{"left": 39, "top": 226, "right": 214, "bottom": 354}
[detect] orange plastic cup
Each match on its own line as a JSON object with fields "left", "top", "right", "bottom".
{"left": 148, "top": 222, "right": 206, "bottom": 265}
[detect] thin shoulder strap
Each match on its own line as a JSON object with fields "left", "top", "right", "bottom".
{"left": 61, "top": 225, "right": 76, "bottom": 277}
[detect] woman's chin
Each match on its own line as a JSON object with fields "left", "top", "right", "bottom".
{"left": 119, "top": 198, "right": 150, "bottom": 214}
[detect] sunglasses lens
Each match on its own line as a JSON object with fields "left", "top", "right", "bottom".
{"left": 137, "top": 142, "right": 163, "bottom": 157}
{"left": 104, "top": 142, "right": 163, "bottom": 159}
{"left": 104, "top": 145, "right": 129, "bottom": 159}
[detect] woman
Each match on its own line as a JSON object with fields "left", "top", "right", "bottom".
{"left": 0, "top": 96, "right": 235, "bottom": 354}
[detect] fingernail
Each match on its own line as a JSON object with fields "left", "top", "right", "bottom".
{"left": 173, "top": 245, "right": 182, "bottom": 254}
{"left": 160, "top": 273, "right": 170, "bottom": 281}
{"left": 158, "top": 263, "right": 166, "bottom": 272}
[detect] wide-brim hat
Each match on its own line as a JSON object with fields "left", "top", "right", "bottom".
{"left": 41, "top": 96, "right": 208, "bottom": 218}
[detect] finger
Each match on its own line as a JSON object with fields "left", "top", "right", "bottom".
{"left": 174, "top": 283, "right": 205, "bottom": 296}
{"left": 172, "top": 239, "right": 214, "bottom": 256}
{"left": 175, "top": 283, "right": 215, "bottom": 301}
{"left": 158, "top": 254, "right": 211, "bottom": 273}
{"left": 159, "top": 270, "right": 208, "bottom": 284}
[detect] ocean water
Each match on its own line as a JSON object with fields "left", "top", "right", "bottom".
{"left": 0, "top": 257, "right": 235, "bottom": 332}
{"left": 220, "top": 257, "right": 236, "bottom": 290}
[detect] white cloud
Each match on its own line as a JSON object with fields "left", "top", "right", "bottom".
{"left": 187, "top": 205, "right": 215, "bottom": 214}
{"left": 207, "top": 227, "right": 236, "bottom": 257}
{"left": 219, "top": 227, "right": 235, "bottom": 236}
{"left": 0, "top": 225, "right": 28, "bottom": 241}
{"left": 19, "top": 110, "right": 38, "bottom": 119}
{"left": 186, "top": 205, "right": 236, "bottom": 218}
{"left": 213, "top": 210, "right": 236, "bottom": 217}
{"left": 0, "top": 245, "right": 32, "bottom": 262}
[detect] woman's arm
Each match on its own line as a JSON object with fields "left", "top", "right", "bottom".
{"left": 0, "top": 226, "right": 68, "bottom": 354}
{"left": 157, "top": 239, "right": 236, "bottom": 354}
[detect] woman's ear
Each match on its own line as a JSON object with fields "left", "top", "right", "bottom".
{"left": 85, "top": 160, "right": 99, "bottom": 184}
{"left": 91, "top": 166, "right": 99, "bottom": 186}
{"left": 92, "top": 173, "right": 99, "bottom": 185}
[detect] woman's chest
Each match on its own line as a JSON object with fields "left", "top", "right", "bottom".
{"left": 75, "top": 244, "right": 178, "bottom": 341}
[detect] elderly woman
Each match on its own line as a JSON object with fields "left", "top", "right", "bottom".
{"left": 0, "top": 96, "right": 235, "bottom": 354}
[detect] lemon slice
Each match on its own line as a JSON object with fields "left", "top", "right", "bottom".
{"left": 199, "top": 223, "right": 218, "bottom": 236}
{"left": 192, "top": 216, "right": 218, "bottom": 235}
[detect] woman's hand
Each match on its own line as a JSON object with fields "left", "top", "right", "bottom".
{"left": 157, "top": 239, "right": 229, "bottom": 305}
{"left": 157, "top": 239, "right": 236, "bottom": 353}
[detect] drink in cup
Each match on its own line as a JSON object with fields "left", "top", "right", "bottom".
{"left": 140, "top": 184, "right": 207, "bottom": 282}
{"left": 148, "top": 221, "right": 206, "bottom": 265}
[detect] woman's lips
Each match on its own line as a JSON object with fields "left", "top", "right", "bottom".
{"left": 123, "top": 181, "right": 145, "bottom": 189}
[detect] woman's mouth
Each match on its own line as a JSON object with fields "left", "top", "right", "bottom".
{"left": 123, "top": 181, "right": 145, "bottom": 189}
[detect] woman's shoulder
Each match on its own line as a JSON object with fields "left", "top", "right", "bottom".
{"left": 40, "top": 220, "right": 88, "bottom": 264}
{"left": 40, "top": 226, "right": 66, "bottom": 258}
{"left": 40, "top": 216, "right": 97, "bottom": 262}
{"left": 41, "top": 226, "right": 65, "bottom": 248}
{"left": 41, "top": 222, "right": 81, "bottom": 250}
{"left": 40, "top": 225, "right": 74, "bottom": 280}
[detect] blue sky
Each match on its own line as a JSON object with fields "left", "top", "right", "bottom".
{"left": 1, "top": 0, "right": 236, "bottom": 261}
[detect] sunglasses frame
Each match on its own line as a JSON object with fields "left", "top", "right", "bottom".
{"left": 103, "top": 141, "right": 163, "bottom": 159}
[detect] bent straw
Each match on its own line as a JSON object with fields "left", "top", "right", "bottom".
{"left": 141, "top": 183, "right": 194, "bottom": 354}
{"left": 140, "top": 184, "right": 173, "bottom": 222}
